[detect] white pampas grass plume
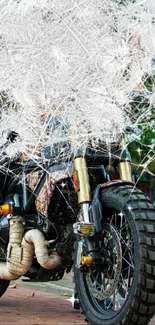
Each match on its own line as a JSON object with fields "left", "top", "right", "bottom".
{"left": 0, "top": 0, "right": 154, "bottom": 167}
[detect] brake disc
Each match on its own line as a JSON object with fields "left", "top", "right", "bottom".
{"left": 86, "top": 223, "right": 122, "bottom": 301}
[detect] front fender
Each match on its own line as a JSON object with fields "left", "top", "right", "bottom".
{"left": 98, "top": 179, "right": 134, "bottom": 190}
{"left": 89, "top": 180, "right": 134, "bottom": 233}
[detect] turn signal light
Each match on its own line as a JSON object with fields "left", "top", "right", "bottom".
{"left": 0, "top": 204, "right": 13, "bottom": 216}
{"left": 73, "top": 222, "right": 96, "bottom": 236}
{"left": 72, "top": 170, "right": 79, "bottom": 192}
{"left": 80, "top": 223, "right": 95, "bottom": 236}
{"left": 81, "top": 255, "right": 92, "bottom": 266}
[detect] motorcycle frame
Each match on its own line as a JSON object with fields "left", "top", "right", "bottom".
{"left": 9, "top": 135, "right": 132, "bottom": 225}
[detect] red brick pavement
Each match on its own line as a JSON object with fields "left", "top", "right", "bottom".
{"left": 1, "top": 286, "right": 155, "bottom": 325}
{"left": 0, "top": 286, "right": 85, "bottom": 325}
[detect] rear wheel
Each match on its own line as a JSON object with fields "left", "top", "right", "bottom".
{"left": 0, "top": 280, "right": 9, "bottom": 297}
{"left": 74, "top": 185, "right": 155, "bottom": 325}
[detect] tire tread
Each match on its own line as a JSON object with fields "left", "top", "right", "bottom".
{"left": 75, "top": 185, "right": 155, "bottom": 325}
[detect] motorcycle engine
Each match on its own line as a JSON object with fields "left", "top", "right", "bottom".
{"left": 56, "top": 223, "right": 76, "bottom": 258}
{"left": 0, "top": 215, "right": 9, "bottom": 260}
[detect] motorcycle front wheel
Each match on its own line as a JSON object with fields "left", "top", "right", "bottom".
{"left": 74, "top": 185, "right": 155, "bottom": 325}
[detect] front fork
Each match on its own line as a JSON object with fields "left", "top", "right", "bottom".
{"left": 73, "top": 136, "right": 132, "bottom": 223}
{"left": 73, "top": 157, "right": 100, "bottom": 268}
{"left": 117, "top": 136, "right": 132, "bottom": 182}
{"left": 72, "top": 137, "right": 132, "bottom": 267}
{"left": 73, "top": 157, "right": 92, "bottom": 232}
{"left": 73, "top": 156, "right": 91, "bottom": 216}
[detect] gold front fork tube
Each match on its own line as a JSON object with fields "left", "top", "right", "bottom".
{"left": 117, "top": 136, "right": 132, "bottom": 182}
{"left": 73, "top": 157, "right": 91, "bottom": 204}
{"left": 118, "top": 162, "right": 132, "bottom": 182}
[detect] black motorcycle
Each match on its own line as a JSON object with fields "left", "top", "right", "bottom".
{"left": 0, "top": 126, "right": 155, "bottom": 325}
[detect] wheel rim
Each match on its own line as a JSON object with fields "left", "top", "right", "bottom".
{"left": 82, "top": 208, "right": 135, "bottom": 314}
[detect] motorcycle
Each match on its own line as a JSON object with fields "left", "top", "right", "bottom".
{"left": 0, "top": 125, "right": 155, "bottom": 325}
